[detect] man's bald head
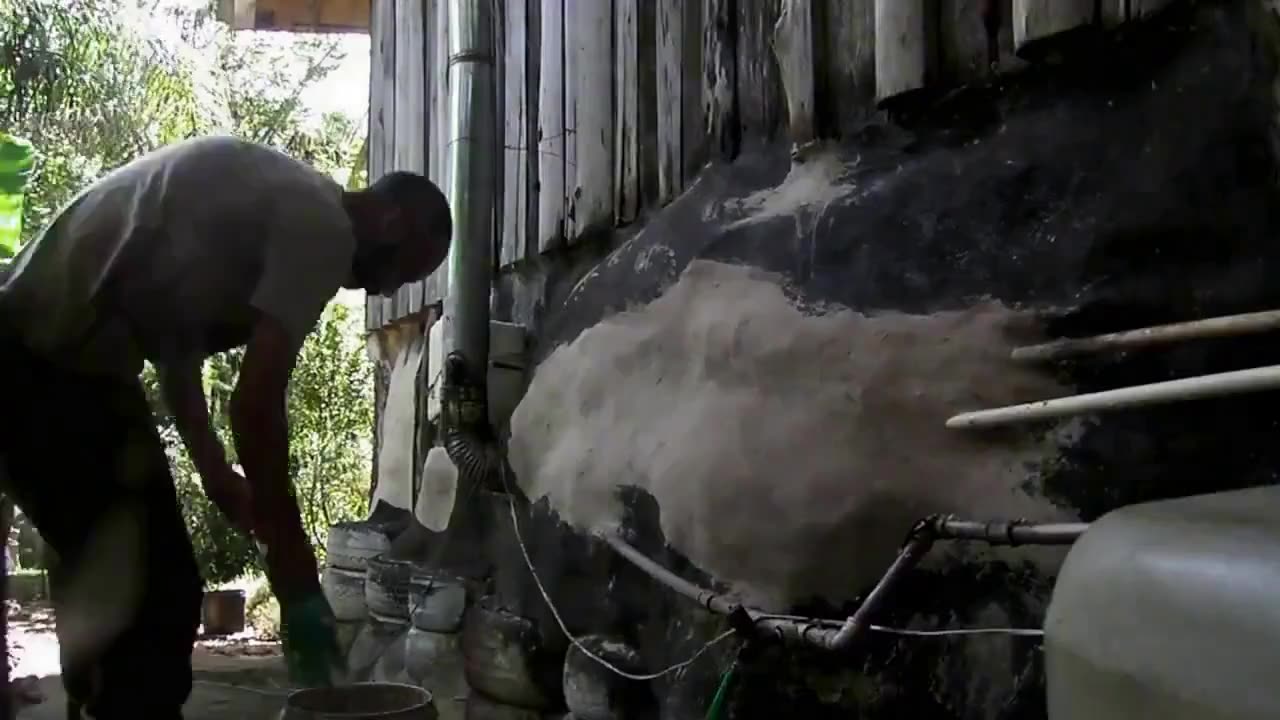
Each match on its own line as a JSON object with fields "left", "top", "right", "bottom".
{"left": 344, "top": 171, "right": 453, "bottom": 296}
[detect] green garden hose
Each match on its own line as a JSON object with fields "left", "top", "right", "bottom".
{"left": 704, "top": 661, "right": 738, "bottom": 720}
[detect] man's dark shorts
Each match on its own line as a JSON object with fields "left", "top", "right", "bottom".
{"left": 0, "top": 326, "right": 202, "bottom": 719}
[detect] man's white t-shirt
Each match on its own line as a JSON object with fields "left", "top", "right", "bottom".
{"left": 0, "top": 136, "right": 356, "bottom": 378}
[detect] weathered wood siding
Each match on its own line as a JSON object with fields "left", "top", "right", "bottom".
{"left": 366, "top": 0, "right": 1173, "bottom": 330}
{"left": 366, "top": 0, "right": 449, "bottom": 330}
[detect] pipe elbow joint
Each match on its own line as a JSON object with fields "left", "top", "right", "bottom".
{"left": 440, "top": 350, "right": 521, "bottom": 496}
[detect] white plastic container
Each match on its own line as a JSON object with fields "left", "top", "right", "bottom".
{"left": 1046, "top": 485, "right": 1280, "bottom": 720}
{"left": 416, "top": 447, "right": 459, "bottom": 533}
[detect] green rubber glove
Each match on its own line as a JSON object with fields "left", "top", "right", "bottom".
{"left": 279, "top": 591, "right": 345, "bottom": 688}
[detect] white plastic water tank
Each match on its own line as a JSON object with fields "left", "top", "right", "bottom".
{"left": 1045, "top": 485, "right": 1280, "bottom": 720}
{"left": 415, "top": 447, "right": 459, "bottom": 532}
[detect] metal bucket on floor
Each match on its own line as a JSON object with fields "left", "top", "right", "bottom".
{"left": 201, "top": 589, "right": 247, "bottom": 636}
{"left": 280, "top": 682, "right": 437, "bottom": 719}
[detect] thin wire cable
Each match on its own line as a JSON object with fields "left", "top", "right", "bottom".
{"left": 869, "top": 625, "right": 1044, "bottom": 638}
{"left": 501, "top": 465, "right": 739, "bottom": 681}
{"left": 753, "top": 611, "right": 1043, "bottom": 638}
{"left": 193, "top": 680, "right": 291, "bottom": 697}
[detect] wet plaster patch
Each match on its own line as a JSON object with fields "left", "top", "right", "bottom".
{"left": 509, "top": 259, "right": 1077, "bottom": 610}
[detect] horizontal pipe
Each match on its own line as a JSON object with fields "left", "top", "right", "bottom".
{"left": 1011, "top": 309, "right": 1280, "bottom": 363}
{"left": 600, "top": 515, "right": 1081, "bottom": 652}
{"left": 933, "top": 518, "right": 1088, "bottom": 545}
{"left": 946, "top": 364, "right": 1280, "bottom": 430}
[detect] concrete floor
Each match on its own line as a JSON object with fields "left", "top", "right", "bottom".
{"left": 11, "top": 607, "right": 294, "bottom": 719}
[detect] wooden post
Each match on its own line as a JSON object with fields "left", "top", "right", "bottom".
{"left": 773, "top": 0, "right": 816, "bottom": 148}
{"left": 615, "top": 0, "right": 642, "bottom": 224}
{"left": 703, "top": 0, "right": 739, "bottom": 161}
{"left": 393, "top": 0, "right": 430, "bottom": 315}
{"left": 1101, "top": 0, "right": 1174, "bottom": 27}
{"left": 365, "top": 0, "right": 397, "bottom": 331}
{"left": 370, "top": 0, "right": 396, "bottom": 183}
{"left": 567, "top": 0, "right": 615, "bottom": 238}
{"left": 1011, "top": 0, "right": 1093, "bottom": 56}
{"left": 536, "top": 0, "right": 566, "bottom": 252}
{"left": 502, "top": 0, "right": 532, "bottom": 264}
{"left": 873, "top": 0, "right": 930, "bottom": 104}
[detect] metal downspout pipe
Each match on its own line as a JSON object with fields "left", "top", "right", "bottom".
{"left": 441, "top": 0, "right": 502, "bottom": 487}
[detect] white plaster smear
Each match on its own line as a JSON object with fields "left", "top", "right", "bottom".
{"left": 371, "top": 330, "right": 424, "bottom": 515}
{"left": 719, "top": 151, "right": 854, "bottom": 228}
{"left": 509, "top": 259, "right": 1076, "bottom": 610}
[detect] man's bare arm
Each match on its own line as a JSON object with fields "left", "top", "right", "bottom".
{"left": 230, "top": 313, "right": 318, "bottom": 601}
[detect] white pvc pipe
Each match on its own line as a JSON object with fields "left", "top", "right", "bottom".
{"left": 1011, "top": 309, "right": 1280, "bottom": 363}
{"left": 946, "top": 364, "right": 1280, "bottom": 430}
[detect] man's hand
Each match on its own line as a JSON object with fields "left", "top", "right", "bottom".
{"left": 201, "top": 464, "right": 255, "bottom": 536}
{"left": 279, "top": 591, "right": 346, "bottom": 687}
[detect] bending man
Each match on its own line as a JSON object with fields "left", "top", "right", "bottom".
{"left": 0, "top": 135, "right": 451, "bottom": 718}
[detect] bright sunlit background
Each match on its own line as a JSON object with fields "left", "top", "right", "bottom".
{"left": 126, "top": 0, "right": 372, "bottom": 308}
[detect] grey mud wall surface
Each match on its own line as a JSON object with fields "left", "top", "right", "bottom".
{"left": 438, "top": 2, "right": 1280, "bottom": 718}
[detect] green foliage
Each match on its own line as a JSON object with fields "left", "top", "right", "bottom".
{"left": 289, "top": 302, "right": 374, "bottom": 553}
{"left": 0, "top": 132, "right": 32, "bottom": 258}
{"left": 246, "top": 580, "right": 281, "bottom": 640}
{"left": 1, "top": 0, "right": 374, "bottom": 584}
{"left": 0, "top": 0, "right": 206, "bottom": 241}
{"left": 0, "top": 0, "right": 366, "bottom": 245}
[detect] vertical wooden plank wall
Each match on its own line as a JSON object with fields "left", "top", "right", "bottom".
{"left": 654, "top": 0, "right": 703, "bottom": 201}
{"left": 371, "top": 0, "right": 396, "bottom": 181}
{"left": 820, "top": 0, "right": 875, "bottom": 136}
{"left": 561, "top": 1, "right": 578, "bottom": 243}
{"left": 655, "top": 0, "right": 682, "bottom": 205}
{"left": 938, "top": 0, "right": 1013, "bottom": 84}
{"left": 536, "top": 0, "right": 566, "bottom": 253}
{"left": 772, "top": 0, "right": 815, "bottom": 147}
{"left": 522, "top": 0, "right": 541, "bottom": 261}
{"left": 1011, "top": 0, "right": 1093, "bottom": 55}
{"left": 366, "top": 0, "right": 395, "bottom": 330}
{"left": 635, "top": 0, "right": 659, "bottom": 207}
{"left": 566, "top": 5, "right": 611, "bottom": 238}
{"left": 874, "top": 0, "right": 931, "bottom": 103}
{"left": 735, "top": 0, "right": 784, "bottom": 140}
{"left": 1101, "top": 0, "right": 1175, "bottom": 27}
{"left": 501, "top": 0, "right": 530, "bottom": 266}
{"left": 679, "top": 0, "right": 704, "bottom": 186}
{"left": 615, "top": 0, "right": 641, "bottom": 224}
{"left": 392, "top": 0, "right": 429, "bottom": 316}
{"left": 703, "top": 0, "right": 738, "bottom": 162}
{"left": 392, "top": 0, "right": 427, "bottom": 181}
{"left": 425, "top": 0, "right": 444, "bottom": 190}
{"left": 366, "top": 0, "right": 1142, "bottom": 330}
{"left": 366, "top": 0, "right": 444, "bottom": 330}
{"left": 613, "top": 0, "right": 659, "bottom": 222}
{"left": 430, "top": 0, "right": 450, "bottom": 196}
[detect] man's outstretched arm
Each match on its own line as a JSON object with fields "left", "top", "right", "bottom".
{"left": 229, "top": 313, "right": 318, "bottom": 600}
